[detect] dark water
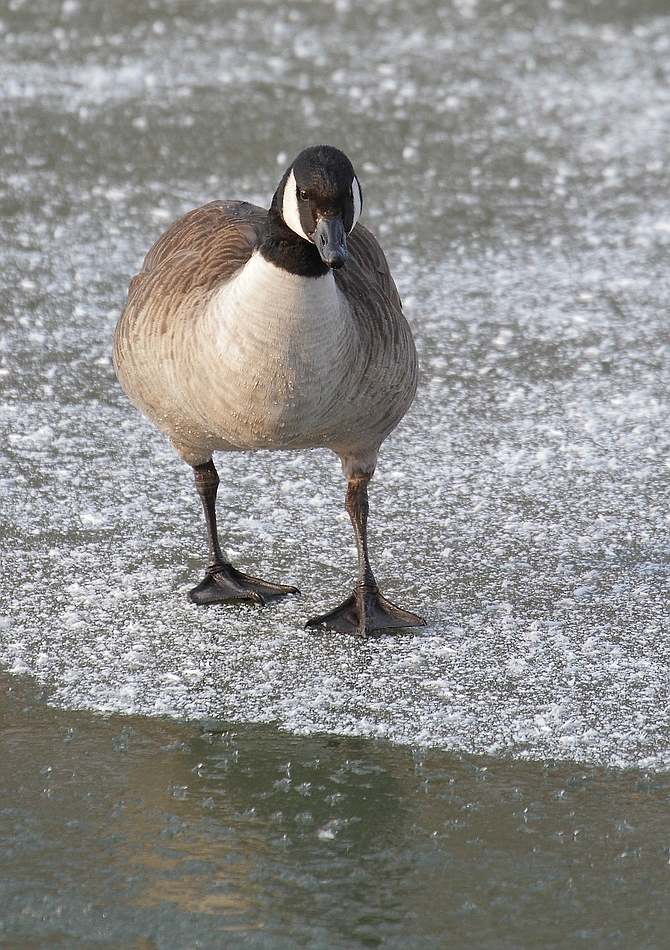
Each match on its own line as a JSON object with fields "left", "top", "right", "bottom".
{"left": 3, "top": 673, "right": 670, "bottom": 949}
{"left": 2, "top": 0, "right": 670, "bottom": 945}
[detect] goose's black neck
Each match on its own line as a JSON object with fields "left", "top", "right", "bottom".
{"left": 259, "top": 207, "right": 330, "bottom": 278}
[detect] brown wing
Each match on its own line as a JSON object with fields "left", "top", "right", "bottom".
{"left": 135, "top": 200, "right": 266, "bottom": 281}
{"left": 334, "top": 221, "right": 410, "bottom": 362}
{"left": 119, "top": 200, "right": 267, "bottom": 338}
{"left": 345, "top": 222, "right": 403, "bottom": 312}
{"left": 333, "top": 222, "right": 418, "bottom": 438}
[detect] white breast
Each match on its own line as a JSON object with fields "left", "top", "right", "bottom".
{"left": 189, "top": 252, "right": 363, "bottom": 450}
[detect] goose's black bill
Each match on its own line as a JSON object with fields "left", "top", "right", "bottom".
{"left": 314, "top": 214, "right": 347, "bottom": 269}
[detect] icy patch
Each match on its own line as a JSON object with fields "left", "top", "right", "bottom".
{"left": 3, "top": 239, "right": 670, "bottom": 770}
{"left": 2, "top": 0, "right": 670, "bottom": 771}
{"left": 2, "top": 565, "right": 670, "bottom": 772}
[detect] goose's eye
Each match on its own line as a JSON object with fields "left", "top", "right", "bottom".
{"left": 299, "top": 189, "right": 308, "bottom": 201}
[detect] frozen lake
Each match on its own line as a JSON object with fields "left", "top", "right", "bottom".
{"left": 1, "top": 0, "right": 670, "bottom": 944}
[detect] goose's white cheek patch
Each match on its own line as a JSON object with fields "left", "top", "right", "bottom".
{"left": 351, "top": 176, "right": 362, "bottom": 231}
{"left": 282, "top": 170, "right": 311, "bottom": 242}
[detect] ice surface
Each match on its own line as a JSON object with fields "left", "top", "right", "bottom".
{"left": 2, "top": 0, "right": 670, "bottom": 770}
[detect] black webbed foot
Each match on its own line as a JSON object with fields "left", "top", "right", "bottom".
{"left": 189, "top": 563, "right": 299, "bottom": 606}
{"left": 305, "top": 584, "right": 426, "bottom": 638}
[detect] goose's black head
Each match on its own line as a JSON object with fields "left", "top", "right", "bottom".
{"left": 264, "top": 145, "right": 363, "bottom": 277}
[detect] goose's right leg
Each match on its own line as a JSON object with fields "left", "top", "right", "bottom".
{"left": 305, "top": 475, "right": 425, "bottom": 637}
{"left": 188, "top": 459, "right": 299, "bottom": 606}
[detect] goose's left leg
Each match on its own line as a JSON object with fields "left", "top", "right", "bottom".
{"left": 188, "top": 459, "right": 299, "bottom": 606}
{"left": 306, "top": 475, "right": 425, "bottom": 638}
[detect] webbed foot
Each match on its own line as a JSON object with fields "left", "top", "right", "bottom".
{"left": 305, "top": 584, "right": 426, "bottom": 638}
{"left": 189, "top": 563, "right": 299, "bottom": 606}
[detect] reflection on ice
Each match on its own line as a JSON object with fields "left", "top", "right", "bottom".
{"left": 6, "top": 675, "right": 669, "bottom": 947}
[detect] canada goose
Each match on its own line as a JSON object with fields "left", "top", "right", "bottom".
{"left": 113, "top": 145, "right": 425, "bottom": 638}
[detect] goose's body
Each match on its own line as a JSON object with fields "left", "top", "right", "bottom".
{"left": 113, "top": 146, "right": 424, "bottom": 637}
{"left": 115, "top": 201, "right": 415, "bottom": 475}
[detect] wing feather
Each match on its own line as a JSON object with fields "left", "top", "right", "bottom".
{"left": 345, "top": 223, "right": 403, "bottom": 312}
{"left": 116, "top": 200, "right": 267, "bottom": 346}
{"left": 334, "top": 223, "right": 418, "bottom": 442}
